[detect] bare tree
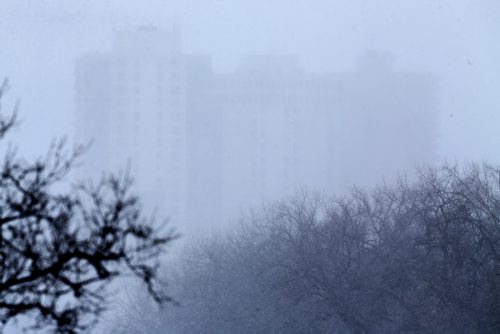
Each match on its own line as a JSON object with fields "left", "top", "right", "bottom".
{"left": 138, "top": 164, "right": 500, "bottom": 334}
{"left": 0, "top": 80, "right": 176, "bottom": 333}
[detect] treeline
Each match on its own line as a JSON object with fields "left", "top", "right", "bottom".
{"left": 116, "top": 164, "right": 500, "bottom": 333}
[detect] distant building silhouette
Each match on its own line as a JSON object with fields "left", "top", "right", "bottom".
{"left": 76, "top": 26, "right": 189, "bottom": 226}
{"left": 330, "top": 52, "right": 438, "bottom": 189}
{"left": 75, "top": 27, "right": 438, "bottom": 233}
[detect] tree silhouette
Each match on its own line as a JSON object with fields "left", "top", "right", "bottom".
{"left": 0, "top": 80, "right": 176, "bottom": 333}
{"left": 140, "top": 165, "right": 500, "bottom": 333}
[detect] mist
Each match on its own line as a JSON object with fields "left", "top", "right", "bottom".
{"left": 1, "top": 1, "right": 499, "bottom": 333}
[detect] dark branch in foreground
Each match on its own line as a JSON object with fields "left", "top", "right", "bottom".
{"left": 0, "top": 80, "right": 177, "bottom": 333}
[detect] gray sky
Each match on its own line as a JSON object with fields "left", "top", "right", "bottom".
{"left": 0, "top": 0, "right": 499, "bottom": 162}
{"left": 1, "top": 2, "right": 500, "bottom": 332}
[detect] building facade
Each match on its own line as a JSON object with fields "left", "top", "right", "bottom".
{"left": 76, "top": 26, "right": 189, "bottom": 226}
{"left": 75, "top": 27, "right": 437, "bottom": 233}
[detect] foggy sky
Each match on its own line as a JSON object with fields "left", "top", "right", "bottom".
{"left": 0, "top": 0, "right": 499, "bottom": 162}
{"left": 1, "top": 2, "right": 500, "bottom": 333}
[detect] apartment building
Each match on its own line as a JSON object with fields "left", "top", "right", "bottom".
{"left": 75, "top": 27, "right": 437, "bottom": 233}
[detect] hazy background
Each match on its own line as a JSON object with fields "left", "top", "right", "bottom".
{"left": 0, "top": 0, "right": 499, "bottom": 163}
{"left": 1, "top": 1, "right": 500, "bottom": 333}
